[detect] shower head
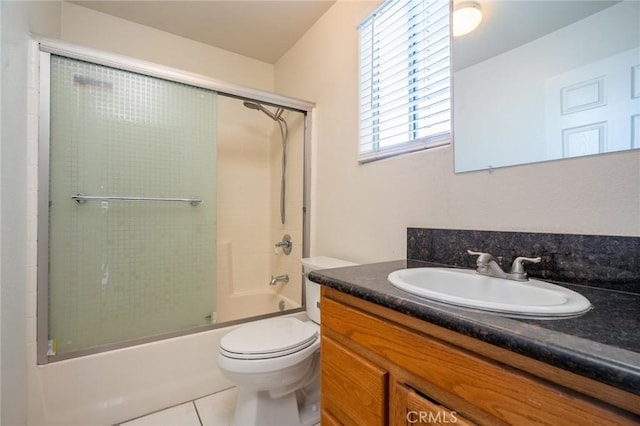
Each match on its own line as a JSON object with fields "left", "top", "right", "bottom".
{"left": 243, "top": 101, "right": 281, "bottom": 121}
{"left": 243, "top": 101, "right": 261, "bottom": 111}
{"left": 243, "top": 100, "right": 289, "bottom": 225}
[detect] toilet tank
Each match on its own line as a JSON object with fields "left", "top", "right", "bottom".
{"left": 302, "top": 256, "right": 358, "bottom": 324}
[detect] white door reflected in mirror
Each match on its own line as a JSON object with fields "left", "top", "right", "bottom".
{"left": 453, "top": 1, "right": 640, "bottom": 173}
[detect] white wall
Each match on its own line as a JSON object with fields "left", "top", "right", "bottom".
{"left": 60, "top": 2, "right": 275, "bottom": 91}
{"left": 275, "top": 0, "right": 640, "bottom": 265}
{"left": 216, "top": 96, "right": 274, "bottom": 322}
{"left": 0, "top": 3, "right": 61, "bottom": 424}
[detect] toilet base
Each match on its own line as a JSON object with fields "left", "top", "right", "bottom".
{"left": 230, "top": 379, "right": 320, "bottom": 426}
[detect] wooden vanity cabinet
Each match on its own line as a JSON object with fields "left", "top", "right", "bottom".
{"left": 320, "top": 287, "right": 640, "bottom": 425}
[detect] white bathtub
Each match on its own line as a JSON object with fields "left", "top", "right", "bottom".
{"left": 215, "top": 239, "right": 301, "bottom": 323}
{"left": 28, "top": 237, "right": 302, "bottom": 425}
{"left": 217, "top": 289, "right": 300, "bottom": 323}
{"left": 28, "top": 311, "right": 307, "bottom": 425}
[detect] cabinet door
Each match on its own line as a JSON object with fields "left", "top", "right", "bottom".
{"left": 321, "top": 335, "right": 388, "bottom": 425}
{"left": 392, "top": 381, "right": 476, "bottom": 426}
{"left": 321, "top": 409, "right": 342, "bottom": 426}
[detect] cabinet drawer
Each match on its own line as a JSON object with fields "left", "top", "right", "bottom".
{"left": 321, "top": 409, "right": 341, "bottom": 426}
{"left": 321, "top": 335, "right": 388, "bottom": 425}
{"left": 392, "top": 381, "right": 476, "bottom": 426}
{"left": 322, "top": 296, "right": 637, "bottom": 425}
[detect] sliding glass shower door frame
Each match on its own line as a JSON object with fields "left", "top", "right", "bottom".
{"left": 36, "top": 38, "right": 314, "bottom": 365}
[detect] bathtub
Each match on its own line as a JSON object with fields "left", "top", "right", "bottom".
{"left": 28, "top": 310, "right": 307, "bottom": 425}
{"left": 216, "top": 239, "right": 301, "bottom": 323}
{"left": 27, "top": 236, "right": 302, "bottom": 425}
{"left": 216, "top": 289, "right": 300, "bottom": 323}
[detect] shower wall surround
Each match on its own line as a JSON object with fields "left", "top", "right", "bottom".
{"left": 215, "top": 99, "right": 305, "bottom": 323}
{"left": 407, "top": 228, "right": 640, "bottom": 294}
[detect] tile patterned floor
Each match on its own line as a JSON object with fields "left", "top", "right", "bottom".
{"left": 118, "top": 387, "right": 238, "bottom": 426}
{"left": 117, "top": 387, "right": 320, "bottom": 426}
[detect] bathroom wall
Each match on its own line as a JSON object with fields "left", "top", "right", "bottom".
{"left": 59, "top": 2, "right": 275, "bottom": 91}
{"left": 1, "top": 2, "right": 61, "bottom": 424}
{"left": 218, "top": 104, "right": 306, "bottom": 318}
{"left": 275, "top": 0, "right": 640, "bottom": 265}
{"left": 216, "top": 96, "right": 273, "bottom": 322}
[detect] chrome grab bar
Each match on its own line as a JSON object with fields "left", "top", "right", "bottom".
{"left": 71, "top": 194, "right": 202, "bottom": 206}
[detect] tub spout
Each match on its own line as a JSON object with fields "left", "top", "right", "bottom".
{"left": 270, "top": 274, "right": 289, "bottom": 286}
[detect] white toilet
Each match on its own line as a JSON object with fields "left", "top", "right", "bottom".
{"left": 217, "top": 256, "right": 357, "bottom": 426}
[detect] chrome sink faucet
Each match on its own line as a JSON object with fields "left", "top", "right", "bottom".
{"left": 467, "top": 250, "right": 541, "bottom": 281}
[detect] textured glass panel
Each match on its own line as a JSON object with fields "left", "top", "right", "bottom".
{"left": 48, "top": 55, "right": 217, "bottom": 355}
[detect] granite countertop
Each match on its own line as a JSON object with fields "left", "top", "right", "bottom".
{"left": 308, "top": 260, "right": 640, "bottom": 396}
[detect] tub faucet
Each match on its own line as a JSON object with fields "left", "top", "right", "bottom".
{"left": 467, "top": 250, "right": 541, "bottom": 281}
{"left": 270, "top": 274, "right": 289, "bottom": 286}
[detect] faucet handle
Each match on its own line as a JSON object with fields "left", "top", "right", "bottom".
{"left": 274, "top": 234, "right": 292, "bottom": 255}
{"left": 510, "top": 256, "right": 541, "bottom": 280}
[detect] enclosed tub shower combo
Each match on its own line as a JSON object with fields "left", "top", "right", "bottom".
{"left": 33, "top": 39, "right": 313, "bottom": 424}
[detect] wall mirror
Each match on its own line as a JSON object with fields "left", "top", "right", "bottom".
{"left": 453, "top": 1, "right": 640, "bottom": 173}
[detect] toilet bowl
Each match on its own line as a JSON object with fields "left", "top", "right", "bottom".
{"left": 217, "top": 256, "right": 357, "bottom": 426}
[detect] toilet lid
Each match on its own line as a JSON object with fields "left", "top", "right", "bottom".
{"left": 220, "top": 317, "right": 318, "bottom": 359}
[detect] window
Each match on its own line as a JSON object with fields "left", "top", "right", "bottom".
{"left": 358, "top": 0, "right": 451, "bottom": 162}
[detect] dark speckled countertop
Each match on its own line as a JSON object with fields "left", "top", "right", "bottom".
{"left": 309, "top": 260, "right": 640, "bottom": 396}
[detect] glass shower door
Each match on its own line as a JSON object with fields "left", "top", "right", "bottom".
{"left": 46, "top": 55, "right": 217, "bottom": 358}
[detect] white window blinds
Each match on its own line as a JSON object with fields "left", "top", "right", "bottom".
{"left": 358, "top": 0, "right": 451, "bottom": 163}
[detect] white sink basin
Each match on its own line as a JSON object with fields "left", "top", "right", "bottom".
{"left": 387, "top": 268, "right": 592, "bottom": 318}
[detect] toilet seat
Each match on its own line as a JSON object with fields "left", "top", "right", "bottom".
{"left": 220, "top": 317, "right": 319, "bottom": 360}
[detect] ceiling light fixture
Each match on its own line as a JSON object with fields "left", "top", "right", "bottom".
{"left": 453, "top": 2, "right": 483, "bottom": 37}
